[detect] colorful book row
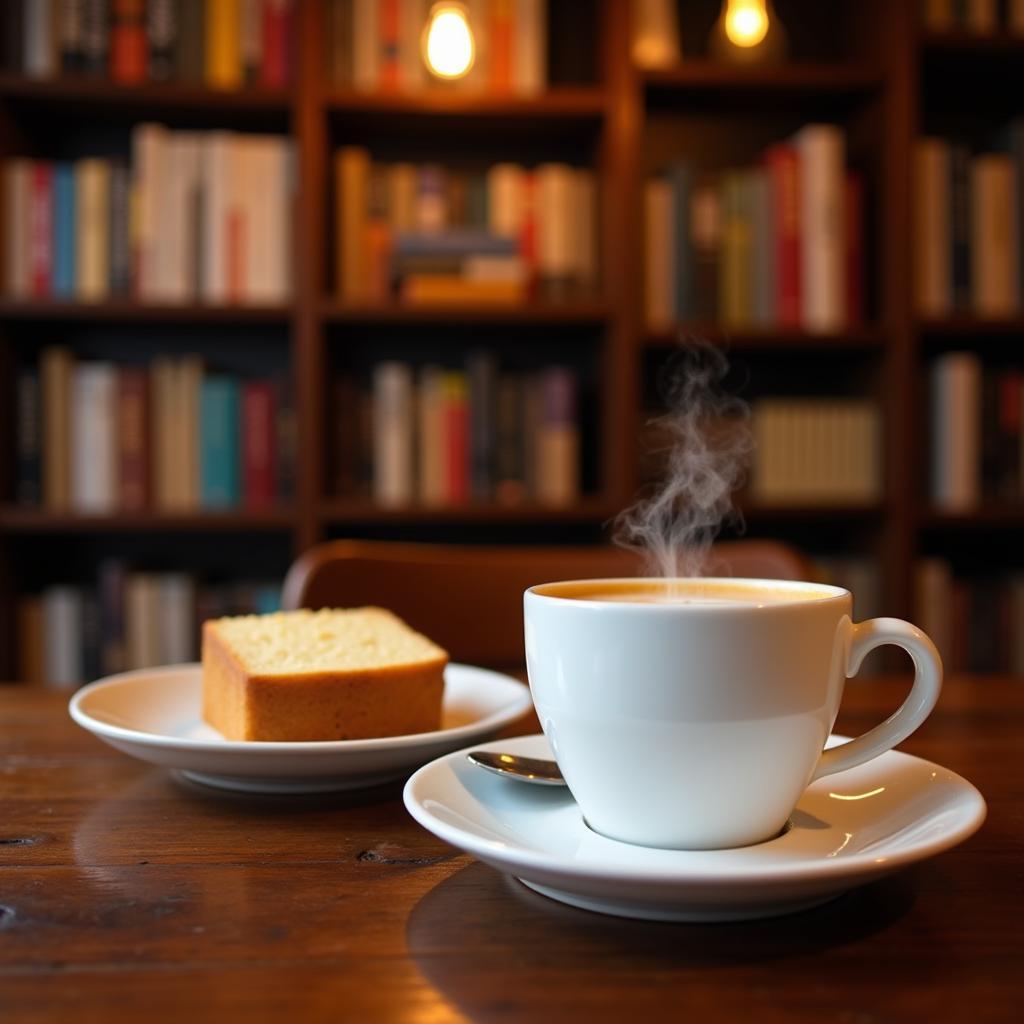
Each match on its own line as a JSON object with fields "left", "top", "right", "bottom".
{"left": 15, "top": 349, "right": 295, "bottom": 513}
{"left": 645, "top": 125, "right": 865, "bottom": 333}
{"left": 929, "top": 353, "right": 1024, "bottom": 509}
{"left": 17, "top": 564, "right": 281, "bottom": 688}
{"left": 327, "top": 0, "right": 547, "bottom": 95}
{"left": 915, "top": 131, "right": 1024, "bottom": 318}
{"left": 2, "top": 0, "right": 293, "bottom": 89}
{"left": 751, "top": 398, "right": 882, "bottom": 504}
{"left": 1, "top": 127, "right": 294, "bottom": 305}
{"left": 921, "top": 0, "right": 1024, "bottom": 34}
{"left": 916, "top": 558, "right": 1024, "bottom": 674}
{"left": 335, "top": 150, "right": 597, "bottom": 305}
{"left": 332, "top": 357, "right": 580, "bottom": 507}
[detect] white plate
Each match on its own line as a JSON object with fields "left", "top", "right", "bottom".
{"left": 70, "top": 663, "right": 532, "bottom": 793}
{"left": 403, "top": 733, "right": 987, "bottom": 922}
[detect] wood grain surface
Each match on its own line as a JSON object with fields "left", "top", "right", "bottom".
{"left": 0, "top": 675, "right": 1020, "bottom": 1023}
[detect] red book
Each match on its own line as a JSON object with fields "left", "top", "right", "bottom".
{"left": 29, "top": 162, "right": 53, "bottom": 297}
{"left": 763, "top": 144, "right": 801, "bottom": 327}
{"left": 110, "top": 0, "right": 148, "bottom": 84}
{"left": 519, "top": 172, "right": 538, "bottom": 297}
{"left": 490, "top": 0, "right": 513, "bottom": 92}
{"left": 242, "top": 380, "right": 277, "bottom": 507}
{"left": 444, "top": 376, "right": 469, "bottom": 504}
{"left": 117, "top": 368, "right": 150, "bottom": 510}
{"left": 227, "top": 207, "right": 245, "bottom": 303}
{"left": 261, "top": 0, "right": 292, "bottom": 88}
{"left": 845, "top": 170, "right": 865, "bottom": 328}
{"left": 379, "top": 0, "right": 400, "bottom": 91}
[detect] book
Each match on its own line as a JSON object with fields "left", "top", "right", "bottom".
{"left": 117, "top": 368, "right": 149, "bottom": 511}
{"left": 719, "top": 171, "right": 752, "bottom": 326}
{"left": 16, "top": 370, "right": 41, "bottom": 506}
{"left": 242, "top": 379, "right": 277, "bottom": 506}
{"left": 59, "top": 0, "right": 86, "bottom": 73}
{"left": 690, "top": 180, "right": 720, "bottom": 323}
{"left": 74, "top": 159, "right": 110, "bottom": 301}
{"left": 176, "top": 0, "right": 205, "bottom": 80}
{"left": 24, "top": 0, "right": 55, "bottom": 78}
{"left": 915, "top": 139, "right": 952, "bottom": 317}
{"left": 3, "top": 160, "right": 30, "bottom": 296}
{"left": 200, "top": 376, "right": 241, "bottom": 507}
{"left": 763, "top": 144, "right": 801, "bottom": 328}
{"left": 28, "top": 162, "right": 53, "bottom": 297}
{"left": 43, "top": 586, "right": 84, "bottom": 688}
{"left": 71, "top": 362, "right": 117, "bottom": 512}
{"left": 750, "top": 168, "right": 774, "bottom": 327}
{"left": 352, "top": 0, "right": 380, "bottom": 90}
{"left": 206, "top": 0, "right": 242, "bottom": 88}
{"left": 401, "top": 275, "right": 523, "bottom": 304}
{"left": 373, "top": 362, "right": 414, "bottom": 506}
{"left": 126, "top": 573, "right": 160, "bottom": 669}
{"left": 443, "top": 372, "right": 470, "bottom": 504}
{"left": 796, "top": 124, "right": 845, "bottom": 332}
{"left": 240, "top": 0, "right": 262, "bottom": 83}
{"left": 110, "top": 0, "right": 147, "bottom": 84}
{"left": 53, "top": 162, "right": 76, "bottom": 297}
{"left": 644, "top": 177, "right": 674, "bottom": 328}
{"left": 536, "top": 367, "right": 579, "bottom": 506}
{"left": 468, "top": 351, "right": 497, "bottom": 501}
{"left": 98, "top": 559, "right": 127, "bottom": 676}
{"left": 261, "top": 0, "right": 292, "bottom": 88}
{"left": 179, "top": 355, "right": 203, "bottom": 508}
{"left": 160, "top": 574, "right": 196, "bottom": 664}
{"left": 336, "top": 146, "right": 371, "bottom": 300}
{"left": 930, "top": 352, "right": 982, "bottom": 509}
{"left": 146, "top": 0, "right": 177, "bottom": 80}
{"left": 41, "top": 346, "right": 73, "bottom": 509}
{"left": 108, "top": 161, "right": 132, "bottom": 294}
{"left": 970, "top": 154, "right": 1018, "bottom": 317}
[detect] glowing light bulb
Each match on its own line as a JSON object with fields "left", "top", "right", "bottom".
{"left": 723, "top": 0, "right": 770, "bottom": 48}
{"left": 423, "top": 3, "right": 475, "bottom": 80}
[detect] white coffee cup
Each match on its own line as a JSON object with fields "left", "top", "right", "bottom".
{"left": 523, "top": 577, "right": 942, "bottom": 850}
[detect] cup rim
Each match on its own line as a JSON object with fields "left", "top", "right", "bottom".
{"left": 525, "top": 577, "right": 851, "bottom": 609}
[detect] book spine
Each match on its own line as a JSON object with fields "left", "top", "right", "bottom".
{"left": 16, "top": 369, "right": 41, "bottom": 506}
{"left": 71, "top": 363, "right": 118, "bottom": 512}
{"left": 242, "top": 379, "right": 277, "bottom": 506}
{"left": 108, "top": 162, "right": 132, "bottom": 295}
{"left": 417, "top": 365, "right": 445, "bottom": 504}
{"left": 52, "top": 163, "right": 76, "bottom": 297}
{"left": 1, "top": 2, "right": 25, "bottom": 73}
{"left": 29, "top": 162, "right": 53, "bottom": 298}
{"left": 176, "top": 0, "right": 204, "bottom": 80}
{"left": 147, "top": 0, "right": 177, "bottom": 79}
{"left": 110, "top": 0, "right": 148, "bottom": 84}
{"left": 200, "top": 376, "right": 241, "bottom": 508}
{"left": 74, "top": 158, "right": 110, "bottom": 301}
{"left": 200, "top": 131, "right": 232, "bottom": 303}
{"left": 239, "top": 0, "right": 262, "bottom": 84}
{"left": 43, "top": 586, "right": 84, "bottom": 688}
{"left": 719, "top": 172, "right": 751, "bottom": 326}
{"left": 81, "top": 0, "right": 110, "bottom": 75}
{"left": 513, "top": 0, "right": 546, "bottom": 95}
{"left": 328, "top": 0, "right": 352, "bottom": 86}
{"left": 399, "top": 0, "right": 426, "bottom": 92}
{"left": 494, "top": 373, "right": 525, "bottom": 504}
{"left": 915, "top": 139, "right": 952, "bottom": 317}
{"left": 3, "top": 160, "right": 30, "bottom": 296}
{"left": 764, "top": 146, "right": 800, "bottom": 327}
{"left": 380, "top": 0, "right": 401, "bottom": 91}
{"left": 59, "top": 0, "right": 86, "bottom": 74}
{"left": 117, "top": 368, "right": 150, "bottom": 511}
{"left": 41, "top": 346, "right": 73, "bottom": 509}
{"left": 443, "top": 372, "right": 469, "bottom": 504}
{"left": 931, "top": 352, "right": 981, "bottom": 508}
{"left": 179, "top": 355, "right": 203, "bottom": 509}
{"left": 668, "top": 162, "right": 694, "bottom": 320}
{"left": 690, "top": 180, "right": 720, "bottom": 323}
{"left": 159, "top": 574, "right": 196, "bottom": 664}
{"left": 970, "top": 154, "right": 1018, "bottom": 317}
{"left": 24, "top": 0, "right": 56, "bottom": 78}
{"left": 261, "top": 0, "right": 291, "bottom": 87}
{"left": 352, "top": 0, "right": 380, "bottom": 91}
{"left": 644, "top": 177, "right": 673, "bottom": 329}
{"left": 797, "top": 124, "right": 845, "bottom": 331}
{"left": 468, "top": 350, "right": 497, "bottom": 501}
{"left": 750, "top": 168, "right": 774, "bottom": 327}
{"left": 372, "top": 362, "right": 414, "bottom": 505}
{"left": 275, "top": 389, "right": 297, "bottom": 501}
{"left": 490, "top": 0, "right": 513, "bottom": 92}
{"left": 336, "top": 146, "right": 370, "bottom": 300}
{"left": 206, "top": 0, "right": 242, "bottom": 88}
{"left": 845, "top": 170, "right": 865, "bottom": 328}
{"left": 950, "top": 144, "right": 972, "bottom": 311}
{"left": 536, "top": 366, "right": 579, "bottom": 506}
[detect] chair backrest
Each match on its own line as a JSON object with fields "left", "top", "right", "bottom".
{"left": 282, "top": 539, "right": 811, "bottom": 671}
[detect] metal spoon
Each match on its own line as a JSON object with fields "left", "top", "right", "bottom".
{"left": 467, "top": 750, "right": 567, "bottom": 786}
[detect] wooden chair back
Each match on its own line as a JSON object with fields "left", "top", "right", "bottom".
{"left": 282, "top": 539, "right": 811, "bottom": 671}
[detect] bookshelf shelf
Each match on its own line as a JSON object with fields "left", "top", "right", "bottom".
{"left": 321, "top": 300, "right": 610, "bottom": 325}
{"left": 324, "top": 87, "right": 607, "bottom": 120}
{"left": 920, "top": 32, "right": 1024, "bottom": 54}
{"left": 740, "top": 502, "right": 887, "bottom": 523}
{"left": 0, "top": 74, "right": 292, "bottom": 114}
{"left": 0, "top": 299, "right": 293, "bottom": 324}
{"left": 0, "top": 508, "right": 297, "bottom": 533}
{"left": 318, "top": 498, "right": 617, "bottom": 525}
{"left": 918, "top": 317, "right": 1024, "bottom": 338}
{"left": 644, "top": 326, "right": 885, "bottom": 350}
{"left": 642, "top": 63, "right": 884, "bottom": 100}
{"left": 918, "top": 507, "right": 1024, "bottom": 529}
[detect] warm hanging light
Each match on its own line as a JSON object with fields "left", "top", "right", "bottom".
{"left": 423, "top": 2, "right": 475, "bottom": 80}
{"left": 723, "top": 0, "right": 770, "bottom": 48}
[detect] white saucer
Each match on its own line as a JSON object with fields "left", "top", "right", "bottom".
{"left": 70, "top": 663, "right": 532, "bottom": 793}
{"left": 403, "top": 733, "right": 986, "bottom": 922}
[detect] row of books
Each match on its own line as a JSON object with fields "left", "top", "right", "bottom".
{"left": 335, "top": 151, "right": 596, "bottom": 304}
{"left": 915, "top": 132, "right": 1024, "bottom": 318}
{"left": 15, "top": 349, "right": 295, "bottom": 512}
{"left": 645, "top": 125, "right": 864, "bottom": 333}
{"left": 17, "top": 565, "right": 282, "bottom": 688}
{"left": 327, "top": 0, "right": 547, "bottom": 95}
{"left": 921, "top": 0, "right": 1024, "bottom": 33}
{"left": 916, "top": 558, "right": 1024, "bottom": 674}
{"left": 929, "top": 353, "right": 1024, "bottom": 509}
{"left": 1, "top": 127, "right": 294, "bottom": 305}
{"left": 1, "top": 0, "right": 293, "bottom": 88}
{"left": 750, "top": 399, "right": 882, "bottom": 504}
{"left": 332, "top": 358, "right": 580, "bottom": 506}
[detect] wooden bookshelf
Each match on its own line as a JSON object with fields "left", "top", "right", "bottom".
{"left": 1, "top": 0, "right": 1020, "bottom": 680}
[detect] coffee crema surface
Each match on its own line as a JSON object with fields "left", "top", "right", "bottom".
{"left": 533, "top": 579, "right": 837, "bottom": 606}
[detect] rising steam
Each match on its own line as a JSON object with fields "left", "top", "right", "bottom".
{"left": 614, "top": 343, "right": 752, "bottom": 578}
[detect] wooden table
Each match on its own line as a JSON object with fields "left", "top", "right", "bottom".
{"left": 1, "top": 674, "right": 1020, "bottom": 1023}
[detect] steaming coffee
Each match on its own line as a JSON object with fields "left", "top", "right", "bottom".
{"left": 524, "top": 577, "right": 943, "bottom": 850}
{"left": 538, "top": 579, "right": 829, "bottom": 605}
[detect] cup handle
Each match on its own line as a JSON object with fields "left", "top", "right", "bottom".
{"left": 810, "top": 617, "right": 943, "bottom": 783}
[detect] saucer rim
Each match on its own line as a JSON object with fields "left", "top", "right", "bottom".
{"left": 403, "top": 733, "right": 988, "bottom": 886}
{"left": 69, "top": 662, "right": 533, "bottom": 754}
